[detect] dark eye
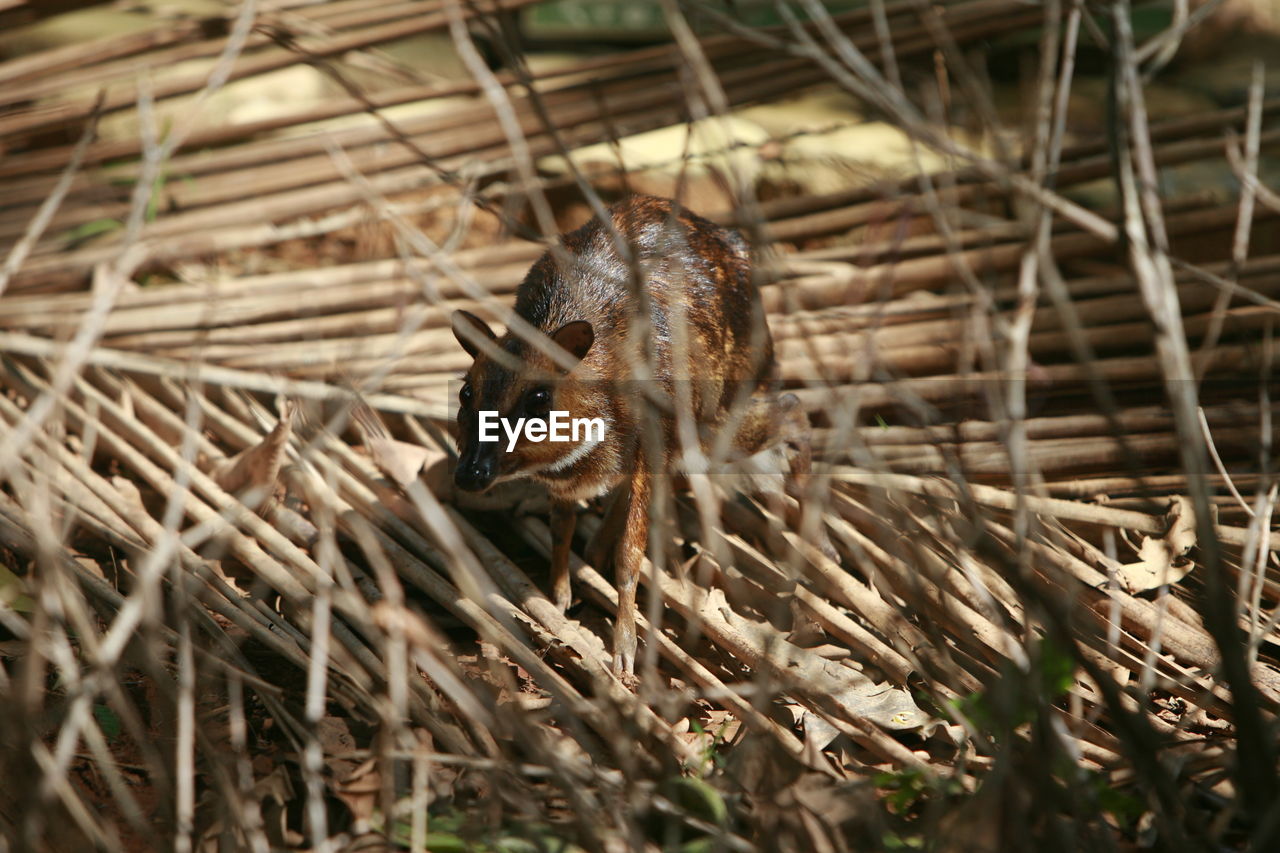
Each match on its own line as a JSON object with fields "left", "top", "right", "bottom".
{"left": 459, "top": 383, "right": 473, "bottom": 406}
{"left": 525, "top": 386, "right": 551, "bottom": 414}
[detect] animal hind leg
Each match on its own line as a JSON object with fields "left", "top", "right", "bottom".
{"left": 776, "top": 393, "right": 838, "bottom": 563}
{"left": 584, "top": 486, "right": 628, "bottom": 573}
{"left": 718, "top": 391, "right": 837, "bottom": 644}
{"left": 723, "top": 391, "right": 838, "bottom": 563}
{"left": 549, "top": 500, "right": 577, "bottom": 612}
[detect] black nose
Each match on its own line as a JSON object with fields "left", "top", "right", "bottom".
{"left": 454, "top": 454, "right": 496, "bottom": 492}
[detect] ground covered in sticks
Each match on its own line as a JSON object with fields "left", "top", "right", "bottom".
{"left": 1, "top": 1, "right": 1279, "bottom": 851}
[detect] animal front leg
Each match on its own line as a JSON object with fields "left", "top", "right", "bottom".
{"left": 612, "top": 468, "right": 651, "bottom": 677}
{"left": 549, "top": 500, "right": 577, "bottom": 612}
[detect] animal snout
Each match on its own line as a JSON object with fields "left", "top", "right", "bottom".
{"left": 454, "top": 452, "right": 497, "bottom": 492}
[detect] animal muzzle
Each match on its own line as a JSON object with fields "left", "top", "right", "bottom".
{"left": 454, "top": 448, "right": 498, "bottom": 492}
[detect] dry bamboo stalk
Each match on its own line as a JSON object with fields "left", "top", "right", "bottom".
{"left": 0, "top": 330, "right": 450, "bottom": 419}
{"left": 0, "top": 1, "right": 439, "bottom": 107}
{"left": 704, "top": 504, "right": 967, "bottom": 689}
{"left": 70, "top": 366, "right": 496, "bottom": 736}
{"left": 103, "top": 299, "right": 482, "bottom": 352}
{"left": 572, "top": 515, "right": 936, "bottom": 769}
{"left": 0, "top": 17, "right": 212, "bottom": 86}
{"left": 0, "top": 481, "right": 368, "bottom": 760}
{"left": 779, "top": 302, "right": 1280, "bottom": 379}
{"left": 828, "top": 428, "right": 1266, "bottom": 477}
{"left": 0, "top": 15, "right": 696, "bottom": 208}
{"left": 0, "top": 56, "right": 834, "bottom": 250}
{"left": 58, "top": 372, "right": 330, "bottom": 601}
{"left": 189, "top": 290, "right": 1269, "bottom": 386}
{"left": 832, "top": 467, "right": 1280, "bottom": 553}
{"left": 889, "top": 501, "right": 1029, "bottom": 630}
{"left": 671, "top": 496, "right": 927, "bottom": 686}
{"left": 128, "top": 294, "right": 1267, "bottom": 396}
{"left": 1055, "top": 95, "right": 1280, "bottom": 166}
{"left": 518, "top": 517, "right": 828, "bottom": 773}
{"left": 33, "top": 284, "right": 485, "bottom": 348}
{"left": 822, "top": 499, "right": 1028, "bottom": 673}
{"left": 832, "top": 401, "right": 1278, "bottom": 446}
{"left": 771, "top": 256, "right": 1280, "bottom": 354}
{"left": 312, "top": 433, "right": 702, "bottom": 764}
{"left": 731, "top": 102, "right": 1279, "bottom": 242}
{"left": 781, "top": 201, "right": 1277, "bottom": 306}
{"left": 0, "top": 0, "right": 986, "bottom": 154}
{"left": 790, "top": 341, "right": 1274, "bottom": 412}
{"left": 0, "top": 49, "right": 688, "bottom": 211}
{"left": 0, "top": 234, "right": 989, "bottom": 343}
{"left": 836, "top": 492, "right": 1240, "bottom": 710}
{"left": 0, "top": 22, "right": 768, "bottom": 180}
{"left": 0, "top": 390, "right": 333, "bottom": 689}
{"left": 771, "top": 251, "right": 1280, "bottom": 339}
{"left": 996, "top": 519, "right": 1280, "bottom": 706}
{"left": 0, "top": 0, "right": 1048, "bottom": 264}
{"left": 1042, "top": 472, "right": 1270, "bottom": 499}
{"left": 285, "top": 439, "right": 680, "bottom": 765}
{"left": 0, "top": 0, "right": 463, "bottom": 98}
{"left": 12, "top": 86, "right": 1261, "bottom": 296}
{"left": 0, "top": 243, "right": 540, "bottom": 323}
{"left": 0, "top": 366, "right": 420, "bottom": 723}
{"left": 0, "top": 0, "right": 549, "bottom": 139}
{"left": 1032, "top": 127, "right": 1280, "bottom": 196}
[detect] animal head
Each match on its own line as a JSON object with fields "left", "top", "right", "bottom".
{"left": 450, "top": 309, "right": 601, "bottom": 492}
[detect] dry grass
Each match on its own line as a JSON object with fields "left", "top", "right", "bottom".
{"left": 1, "top": 1, "right": 1278, "bottom": 850}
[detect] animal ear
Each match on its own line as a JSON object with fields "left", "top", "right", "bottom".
{"left": 452, "top": 310, "right": 496, "bottom": 359}
{"left": 551, "top": 320, "right": 594, "bottom": 366}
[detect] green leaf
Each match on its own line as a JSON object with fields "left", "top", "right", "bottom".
{"left": 424, "top": 833, "right": 471, "bottom": 852}
{"left": 663, "top": 776, "right": 729, "bottom": 827}
{"left": 1036, "top": 635, "right": 1076, "bottom": 699}
{"left": 0, "top": 563, "right": 33, "bottom": 613}
{"left": 93, "top": 703, "right": 122, "bottom": 742}
{"left": 1089, "top": 772, "right": 1144, "bottom": 827}
{"left": 494, "top": 838, "right": 543, "bottom": 853}
{"left": 680, "top": 840, "right": 720, "bottom": 853}
{"left": 61, "top": 217, "right": 122, "bottom": 247}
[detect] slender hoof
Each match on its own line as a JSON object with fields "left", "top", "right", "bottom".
{"left": 817, "top": 532, "right": 840, "bottom": 564}
{"left": 612, "top": 626, "right": 637, "bottom": 677}
{"left": 553, "top": 586, "right": 572, "bottom": 613}
{"left": 612, "top": 650, "right": 635, "bottom": 678}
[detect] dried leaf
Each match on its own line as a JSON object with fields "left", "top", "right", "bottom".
{"left": 210, "top": 402, "right": 295, "bottom": 502}
{"left": 1117, "top": 496, "right": 1197, "bottom": 592}
{"left": 199, "top": 763, "right": 294, "bottom": 852}
{"left": 111, "top": 475, "right": 145, "bottom": 513}
{"left": 366, "top": 435, "right": 439, "bottom": 488}
{"left": 352, "top": 399, "right": 445, "bottom": 488}
{"left": 801, "top": 675, "right": 933, "bottom": 752}
{"left": 332, "top": 757, "right": 380, "bottom": 828}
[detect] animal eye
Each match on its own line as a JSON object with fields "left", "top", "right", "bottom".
{"left": 525, "top": 386, "right": 551, "bottom": 413}
{"left": 459, "top": 383, "right": 473, "bottom": 406}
